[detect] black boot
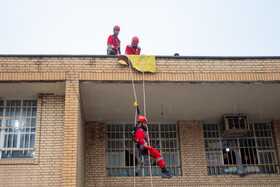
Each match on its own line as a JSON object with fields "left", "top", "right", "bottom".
{"left": 161, "top": 167, "right": 172, "bottom": 178}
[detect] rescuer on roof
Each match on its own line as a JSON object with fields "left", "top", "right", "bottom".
{"left": 125, "top": 36, "right": 141, "bottom": 55}
{"left": 107, "top": 25, "right": 121, "bottom": 55}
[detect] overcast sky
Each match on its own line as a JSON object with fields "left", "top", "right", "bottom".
{"left": 0, "top": 0, "right": 280, "bottom": 56}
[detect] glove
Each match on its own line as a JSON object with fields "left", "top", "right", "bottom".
{"left": 145, "top": 146, "right": 152, "bottom": 150}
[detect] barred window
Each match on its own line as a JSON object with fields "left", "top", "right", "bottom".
{"left": 0, "top": 100, "right": 37, "bottom": 159}
{"left": 106, "top": 124, "right": 181, "bottom": 177}
{"left": 203, "top": 123, "right": 278, "bottom": 175}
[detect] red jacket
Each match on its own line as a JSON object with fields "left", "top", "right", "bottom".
{"left": 134, "top": 127, "right": 148, "bottom": 145}
{"left": 125, "top": 45, "right": 141, "bottom": 55}
{"left": 107, "top": 35, "right": 121, "bottom": 54}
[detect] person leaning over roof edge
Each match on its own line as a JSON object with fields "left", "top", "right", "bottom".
{"left": 107, "top": 25, "right": 121, "bottom": 55}
{"left": 125, "top": 36, "right": 141, "bottom": 55}
{"left": 133, "top": 116, "right": 172, "bottom": 178}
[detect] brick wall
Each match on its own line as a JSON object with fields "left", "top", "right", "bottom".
{"left": 1, "top": 55, "right": 280, "bottom": 186}
{"left": 85, "top": 121, "right": 106, "bottom": 187}
{"left": 85, "top": 120, "right": 280, "bottom": 187}
{"left": 0, "top": 56, "right": 279, "bottom": 82}
{"left": 178, "top": 120, "right": 208, "bottom": 178}
{"left": 63, "top": 78, "right": 80, "bottom": 186}
{"left": 0, "top": 95, "right": 65, "bottom": 186}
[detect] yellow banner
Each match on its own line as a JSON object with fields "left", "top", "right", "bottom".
{"left": 118, "top": 55, "right": 156, "bottom": 73}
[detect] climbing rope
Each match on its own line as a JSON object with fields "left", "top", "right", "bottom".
{"left": 133, "top": 108, "right": 137, "bottom": 187}
{"left": 128, "top": 57, "right": 138, "bottom": 106}
{"left": 142, "top": 56, "right": 146, "bottom": 117}
{"left": 142, "top": 56, "right": 153, "bottom": 187}
{"left": 128, "top": 57, "right": 138, "bottom": 187}
{"left": 128, "top": 55, "right": 153, "bottom": 187}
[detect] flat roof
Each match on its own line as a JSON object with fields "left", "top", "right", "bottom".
{"left": 0, "top": 54, "right": 279, "bottom": 60}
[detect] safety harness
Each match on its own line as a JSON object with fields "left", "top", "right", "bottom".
{"left": 132, "top": 126, "right": 147, "bottom": 149}
{"left": 132, "top": 126, "right": 140, "bottom": 147}
{"left": 108, "top": 35, "right": 120, "bottom": 55}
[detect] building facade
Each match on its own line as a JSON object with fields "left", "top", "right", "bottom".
{"left": 0, "top": 55, "right": 280, "bottom": 186}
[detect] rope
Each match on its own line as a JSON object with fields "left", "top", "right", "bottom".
{"left": 146, "top": 126, "right": 153, "bottom": 187}
{"left": 128, "top": 58, "right": 138, "bottom": 187}
{"left": 133, "top": 108, "right": 137, "bottom": 187}
{"left": 142, "top": 56, "right": 146, "bottom": 117}
{"left": 129, "top": 55, "right": 153, "bottom": 187}
{"left": 142, "top": 55, "right": 153, "bottom": 186}
{"left": 128, "top": 58, "right": 138, "bottom": 104}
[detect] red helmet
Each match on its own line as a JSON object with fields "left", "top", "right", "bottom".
{"left": 137, "top": 115, "right": 147, "bottom": 122}
{"left": 114, "top": 25, "right": 120, "bottom": 31}
{"left": 132, "top": 36, "right": 139, "bottom": 44}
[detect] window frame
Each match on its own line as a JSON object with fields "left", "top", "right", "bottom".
{"left": 106, "top": 123, "right": 181, "bottom": 177}
{"left": 0, "top": 98, "right": 42, "bottom": 165}
{"left": 203, "top": 122, "right": 279, "bottom": 175}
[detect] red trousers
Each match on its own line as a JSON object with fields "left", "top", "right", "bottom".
{"left": 140, "top": 147, "right": 165, "bottom": 168}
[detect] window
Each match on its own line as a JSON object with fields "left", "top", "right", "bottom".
{"left": 0, "top": 100, "right": 37, "bottom": 159}
{"left": 106, "top": 124, "right": 181, "bottom": 177}
{"left": 203, "top": 123, "right": 278, "bottom": 175}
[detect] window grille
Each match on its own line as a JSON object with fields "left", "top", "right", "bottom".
{"left": 225, "top": 115, "right": 248, "bottom": 129}
{"left": 203, "top": 123, "right": 278, "bottom": 175}
{"left": 221, "top": 114, "right": 249, "bottom": 138}
{"left": 0, "top": 100, "right": 37, "bottom": 159}
{"left": 106, "top": 124, "right": 181, "bottom": 177}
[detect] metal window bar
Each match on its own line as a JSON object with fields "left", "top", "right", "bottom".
{"left": 263, "top": 123, "right": 274, "bottom": 173}
{"left": 28, "top": 102, "right": 32, "bottom": 155}
{"left": 256, "top": 123, "right": 264, "bottom": 172}
{"left": 5, "top": 100, "right": 11, "bottom": 152}
{"left": 263, "top": 124, "right": 270, "bottom": 172}
{"left": 259, "top": 124, "right": 265, "bottom": 172}
{"left": 11, "top": 102, "right": 15, "bottom": 153}
{"left": 115, "top": 125, "right": 117, "bottom": 176}
{"left": 269, "top": 124, "right": 278, "bottom": 173}
{"left": 161, "top": 124, "right": 165, "bottom": 176}
{"left": 267, "top": 124, "right": 275, "bottom": 172}
{"left": 117, "top": 125, "right": 119, "bottom": 176}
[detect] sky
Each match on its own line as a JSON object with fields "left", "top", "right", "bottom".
{"left": 0, "top": 0, "right": 280, "bottom": 56}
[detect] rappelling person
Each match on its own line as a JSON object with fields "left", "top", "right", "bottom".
{"left": 107, "top": 25, "right": 121, "bottom": 55}
{"left": 133, "top": 115, "right": 172, "bottom": 178}
{"left": 125, "top": 36, "right": 141, "bottom": 55}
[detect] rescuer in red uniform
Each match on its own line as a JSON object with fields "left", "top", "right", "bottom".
{"left": 125, "top": 36, "right": 141, "bottom": 55}
{"left": 134, "top": 115, "right": 172, "bottom": 178}
{"left": 107, "top": 25, "right": 121, "bottom": 55}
